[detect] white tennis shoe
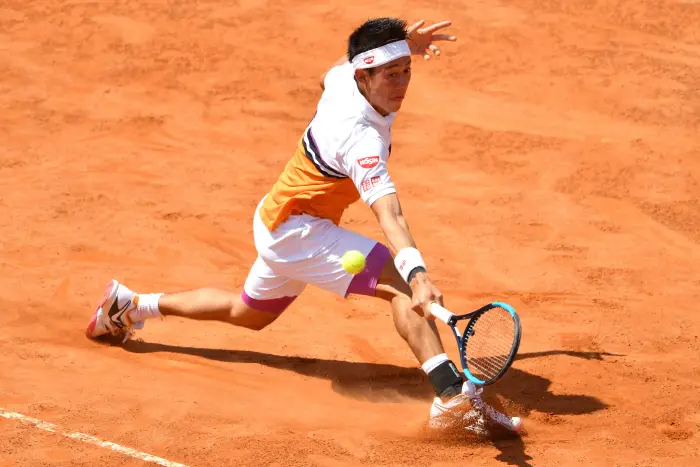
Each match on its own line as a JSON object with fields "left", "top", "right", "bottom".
{"left": 429, "top": 382, "right": 523, "bottom": 435}
{"left": 86, "top": 279, "right": 143, "bottom": 343}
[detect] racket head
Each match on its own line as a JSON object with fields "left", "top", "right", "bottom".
{"left": 458, "top": 301, "right": 521, "bottom": 385}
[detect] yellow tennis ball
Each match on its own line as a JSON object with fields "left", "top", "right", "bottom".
{"left": 341, "top": 250, "right": 366, "bottom": 275}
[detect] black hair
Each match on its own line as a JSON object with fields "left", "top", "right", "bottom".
{"left": 347, "top": 17, "right": 408, "bottom": 62}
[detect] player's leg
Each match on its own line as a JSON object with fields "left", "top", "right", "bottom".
{"left": 345, "top": 244, "right": 464, "bottom": 402}
{"left": 86, "top": 196, "right": 306, "bottom": 339}
{"left": 310, "top": 231, "right": 520, "bottom": 434}
{"left": 155, "top": 288, "right": 283, "bottom": 331}
{"left": 369, "top": 249, "right": 521, "bottom": 433}
{"left": 155, "top": 255, "right": 303, "bottom": 330}
{"left": 274, "top": 219, "right": 464, "bottom": 403}
{"left": 375, "top": 259, "right": 446, "bottom": 362}
{"left": 86, "top": 257, "right": 305, "bottom": 338}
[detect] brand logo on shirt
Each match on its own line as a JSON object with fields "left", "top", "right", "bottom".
{"left": 357, "top": 156, "right": 380, "bottom": 169}
{"left": 361, "top": 176, "right": 381, "bottom": 192}
{"left": 364, "top": 56, "right": 375, "bottom": 65}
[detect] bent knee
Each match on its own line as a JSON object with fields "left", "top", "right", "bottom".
{"left": 231, "top": 306, "right": 282, "bottom": 330}
{"left": 233, "top": 292, "right": 296, "bottom": 330}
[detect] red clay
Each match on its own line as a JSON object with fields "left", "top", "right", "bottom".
{"left": 2, "top": 0, "right": 699, "bottom": 465}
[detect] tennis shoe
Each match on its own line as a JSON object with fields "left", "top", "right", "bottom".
{"left": 86, "top": 279, "right": 143, "bottom": 343}
{"left": 429, "top": 382, "right": 523, "bottom": 435}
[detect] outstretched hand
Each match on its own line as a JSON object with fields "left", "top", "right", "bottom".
{"left": 406, "top": 20, "right": 457, "bottom": 61}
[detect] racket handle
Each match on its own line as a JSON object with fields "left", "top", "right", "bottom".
{"left": 430, "top": 302, "right": 455, "bottom": 324}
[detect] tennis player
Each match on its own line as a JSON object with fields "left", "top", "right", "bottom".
{"left": 86, "top": 17, "right": 522, "bottom": 435}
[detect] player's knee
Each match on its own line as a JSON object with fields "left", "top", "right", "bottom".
{"left": 232, "top": 292, "right": 292, "bottom": 330}
{"left": 230, "top": 310, "right": 279, "bottom": 330}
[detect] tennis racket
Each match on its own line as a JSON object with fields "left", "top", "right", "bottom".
{"left": 430, "top": 301, "right": 521, "bottom": 386}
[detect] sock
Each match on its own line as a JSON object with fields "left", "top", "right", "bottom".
{"left": 422, "top": 353, "right": 449, "bottom": 373}
{"left": 129, "top": 293, "right": 163, "bottom": 322}
{"left": 422, "top": 353, "right": 464, "bottom": 402}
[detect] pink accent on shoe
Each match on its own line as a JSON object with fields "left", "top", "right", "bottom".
{"left": 85, "top": 280, "right": 117, "bottom": 338}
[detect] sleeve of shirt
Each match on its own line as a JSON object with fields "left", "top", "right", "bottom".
{"left": 323, "top": 62, "right": 354, "bottom": 92}
{"left": 344, "top": 136, "right": 396, "bottom": 206}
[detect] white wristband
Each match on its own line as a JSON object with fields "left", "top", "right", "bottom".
{"left": 394, "top": 247, "right": 427, "bottom": 283}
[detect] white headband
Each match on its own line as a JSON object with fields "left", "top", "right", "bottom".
{"left": 351, "top": 40, "right": 411, "bottom": 70}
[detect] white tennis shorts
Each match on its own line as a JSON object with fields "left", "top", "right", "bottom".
{"left": 241, "top": 198, "right": 391, "bottom": 313}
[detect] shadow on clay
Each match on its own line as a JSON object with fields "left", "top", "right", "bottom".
{"left": 120, "top": 340, "right": 613, "bottom": 417}
{"left": 494, "top": 436, "right": 533, "bottom": 467}
{"left": 116, "top": 342, "right": 617, "bottom": 467}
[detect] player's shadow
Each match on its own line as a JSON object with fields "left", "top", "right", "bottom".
{"left": 121, "top": 342, "right": 616, "bottom": 467}
{"left": 493, "top": 350, "right": 618, "bottom": 416}
{"left": 493, "top": 436, "right": 533, "bottom": 467}
{"left": 484, "top": 350, "right": 619, "bottom": 467}
{"left": 122, "top": 340, "right": 613, "bottom": 417}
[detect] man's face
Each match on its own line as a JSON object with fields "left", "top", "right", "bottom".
{"left": 356, "top": 56, "right": 412, "bottom": 116}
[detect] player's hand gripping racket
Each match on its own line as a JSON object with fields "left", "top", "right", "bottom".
{"left": 430, "top": 301, "right": 521, "bottom": 386}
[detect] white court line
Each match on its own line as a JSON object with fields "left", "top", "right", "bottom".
{"left": 0, "top": 408, "right": 190, "bottom": 467}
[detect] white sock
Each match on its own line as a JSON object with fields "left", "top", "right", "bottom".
{"left": 421, "top": 353, "right": 449, "bottom": 374}
{"left": 130, "top": 293, "right": 163, "bottom": 322}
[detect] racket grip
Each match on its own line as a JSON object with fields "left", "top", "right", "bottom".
{"left": 430, "top": 302, "right": 455, "bottom": 324}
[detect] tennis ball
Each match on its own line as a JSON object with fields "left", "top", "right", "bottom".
{"left": 341, "top": 250, "right": 366, "bottom": 275}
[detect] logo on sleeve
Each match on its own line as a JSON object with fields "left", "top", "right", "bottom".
{"left": 357, "top": 156, "right": 380, "bottom": 169}
{"left": 361, "top": 176, "right": 381, "bottom": 192}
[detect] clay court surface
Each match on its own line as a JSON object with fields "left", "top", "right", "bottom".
{"left": 2, "top": 0, "right": 700, "bottom": 465}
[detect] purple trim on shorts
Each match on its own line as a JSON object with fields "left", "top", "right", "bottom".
{"left": 241, "top": 291, "right": 297, "bottom": 314}
{"left": 345, "top": 242, "right": 392, "bottom": 298}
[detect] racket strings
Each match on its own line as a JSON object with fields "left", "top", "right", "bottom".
{"left": 464, "top": 308, "right": 516, "bottom": 381}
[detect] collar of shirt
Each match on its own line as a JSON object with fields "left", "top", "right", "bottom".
{"left": 350, "top": 78, "right": 396, "bottom": 129}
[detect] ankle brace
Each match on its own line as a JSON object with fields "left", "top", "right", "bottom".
{"left": 427, "top": 360, "right": 464, "bottom": 401}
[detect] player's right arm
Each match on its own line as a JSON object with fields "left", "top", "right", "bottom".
{"left": 343, "top": 135, "right": 443, "bottom": 318}
{"left": 370, "top": 193, "right": 444, "bottom": 319}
